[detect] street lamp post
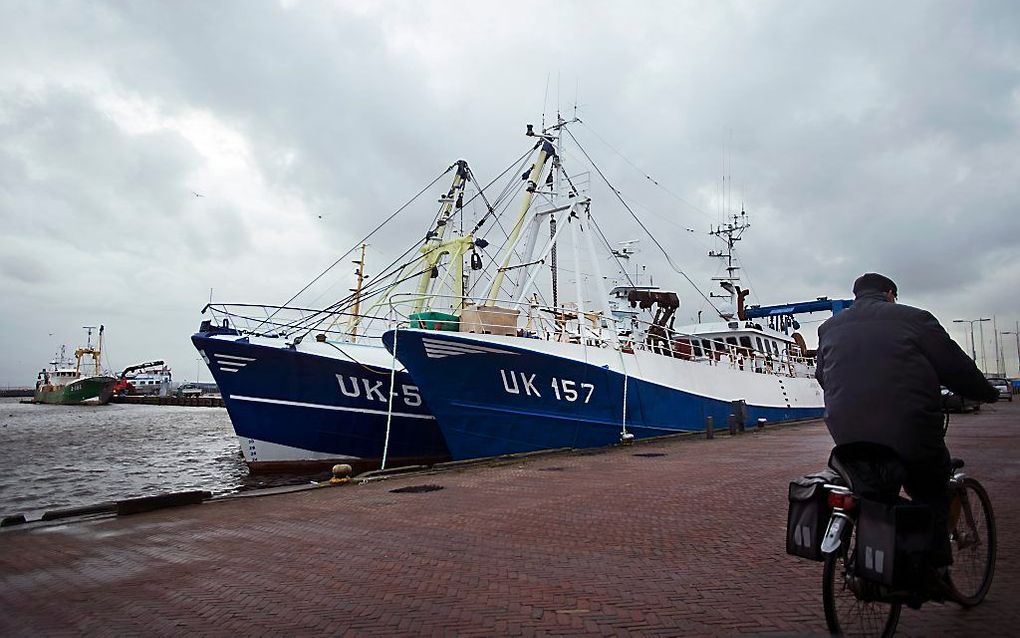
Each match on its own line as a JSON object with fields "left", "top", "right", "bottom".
{"left": 976, "top": 318, "right": 991, "bottom": 372}
{"left": 1003, "top": 326, "right": 1020, "bottom": 378}
{"left": 952, "top": 319, "right": 986, "bottom": 362}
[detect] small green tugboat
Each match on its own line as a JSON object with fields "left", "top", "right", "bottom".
{"left": 34, "top": 326, "right": 116, "bottom": 405}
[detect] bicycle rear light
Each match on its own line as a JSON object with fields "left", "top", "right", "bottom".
{"left": 827, "top": 492, "right": 857, "bottom": 511}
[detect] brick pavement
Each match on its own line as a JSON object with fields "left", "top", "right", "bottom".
{"left": 1, "top": 402, "right": 1018, "bottom": 636}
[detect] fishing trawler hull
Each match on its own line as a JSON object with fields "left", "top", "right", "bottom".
{"left": 33, "top": 376, "right": 116, "bottom": 405}
{"left": 192, "top": 331, "right": 450, "bottom": 473}
{"left": 384, "top": 329, "right": 824, "bottom": 461}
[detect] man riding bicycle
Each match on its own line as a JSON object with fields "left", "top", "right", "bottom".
{"left": 814, "top": 273, "right": 998, "bottom": 580}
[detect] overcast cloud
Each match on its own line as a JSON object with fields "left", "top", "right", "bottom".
{"left": 2, "top": 0, "right": 1019, "bottom": 385}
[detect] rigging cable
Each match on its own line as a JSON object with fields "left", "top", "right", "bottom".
{"left": 293, "top": 147, "right": 538, "bottom": 330}
{"left": 565, "top": 128, "right": 725, "bottom": 319}
{"left": 254, "top": 164, "right": 460, "bottom": 331}
{"left": 578, "top": 120, "right": 714, "bottom": 221}
{"left": 469, "top": 145, "right": 539, "bottom": 235}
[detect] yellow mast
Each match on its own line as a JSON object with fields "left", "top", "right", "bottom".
{"left": 347, "top": 244, "right": 368, "bottom": 338}
{"left": 74, "top": 325, "right": 103, "bottom": 377}
{"left": 486, "top": 140, "right": 555, "bottom": 301}
{"left": 411, "top": 160, "right": 470, "bottom": 314}
{"left": 345, "top": 161, "right": 472, "bottom": 335}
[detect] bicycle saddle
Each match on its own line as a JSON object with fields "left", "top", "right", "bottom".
{"left": 827, "top": 442, "right": 907, "bottom": 498}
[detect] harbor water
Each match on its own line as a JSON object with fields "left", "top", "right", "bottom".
{"left": 0, "top": 398, "right": 324, "bottom": 521}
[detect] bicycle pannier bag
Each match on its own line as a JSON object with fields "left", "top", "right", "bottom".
{"left": 856, "top": 499, "right": 933, "bottom": 587}
{"left": 786, "top": 472, "right": 835, "bottom": 561}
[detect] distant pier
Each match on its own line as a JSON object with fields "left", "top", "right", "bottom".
{"left": 109, "top": 395, "right": 225, "bottom": 407}
{"left": 0, "top": 387, "right": 34, "bottom": 398}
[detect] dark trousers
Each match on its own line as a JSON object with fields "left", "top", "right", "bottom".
{"left": 903, "top": 447, "right": 952, "bottom": 566}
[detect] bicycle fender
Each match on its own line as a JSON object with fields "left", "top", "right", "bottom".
{"left": 821, "top": 515, "right": 848, "bottom": 554}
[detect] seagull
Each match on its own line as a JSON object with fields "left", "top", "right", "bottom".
{"left": 191, "top": 191, "right": 205, "bottom": 198}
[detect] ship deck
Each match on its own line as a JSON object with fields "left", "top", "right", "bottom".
{"left": 2, "top": 402, "right": 1018, "bottom": 636}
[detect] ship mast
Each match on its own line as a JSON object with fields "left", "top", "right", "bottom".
{"left": 75, "top": 325, "right": 103, "bottom": 376}
{"left": 486, "top": 132, "right": 557, "bottom": 301}
{"left": 345, "top": 161, "right": 473, "bottom": 337}
{"left": 347, "top": 243, "right": 368, "bottom": 339}
{"left": 708, "top": 210, "right": 750, "bottom": 320}
{"left": 411, "top": 160, "right": 472, "bottom": 314}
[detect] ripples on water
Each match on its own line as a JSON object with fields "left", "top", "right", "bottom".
{"left": 0, "top": 398, "right": 327, "bottom": 521}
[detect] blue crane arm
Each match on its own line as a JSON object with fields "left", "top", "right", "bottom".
{"left": 743, "top": 298, "right": 852, "bottom": 319}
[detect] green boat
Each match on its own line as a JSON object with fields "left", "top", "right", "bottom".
{"left": 34, "top": 326, "right": 116, "bottom": 405}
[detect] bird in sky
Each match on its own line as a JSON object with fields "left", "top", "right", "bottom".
{"left": 191, "top": 191, "right": 204, "bottom": 198}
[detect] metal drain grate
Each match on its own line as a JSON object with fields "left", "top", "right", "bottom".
{"left": 389, "top": 484, "right": 445, "bottom": 494}
{"left": 632, "top": 452, "right": 667, "bottom": 458}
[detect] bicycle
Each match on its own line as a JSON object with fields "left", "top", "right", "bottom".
{"left": 818, "top": 437, "right": 997, "bottom": 637}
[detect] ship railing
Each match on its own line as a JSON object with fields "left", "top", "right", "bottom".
{"left": 202, "top": 302, "right": 445, "bottom": 350}
{"left": 604, "top": 311, "right": 817, "bottom": 379}
{"left": 385, "top": 293, "right": 618, "bottom": 345}
{"left": 382, "top": 294, "right": 817, "bottom": 380}
{"left": 202, "top": 303, "right": 363, "bottom": 341}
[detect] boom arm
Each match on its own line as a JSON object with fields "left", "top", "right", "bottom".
{"left": 119, "top": 360, "right": 165, "bottom": 379}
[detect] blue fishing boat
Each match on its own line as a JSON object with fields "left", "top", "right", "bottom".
{"left": 192, "top": 324, "right": 443, "bottom": 472}
{"left": 192, "top": 161, "right": 487, "bottom": 472}
{"left": 384, "top": 117, "right": 839, "bottom": 461}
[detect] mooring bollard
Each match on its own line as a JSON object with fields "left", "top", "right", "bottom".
{"left": 731, "top": 399, "right": 747, "bottom": 434}
{"left": 727, "top": 413, "right": 737, "bottom": 435}
{"left": 757, "top": 417, "right": 767, "bottom": 431}
{"left": 705, "top": 415, "right": 714, "bottom": 439}
{"left": 329, "top": 464, "right": 353, "bottom": 485}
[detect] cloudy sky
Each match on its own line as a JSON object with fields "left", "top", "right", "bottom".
{"left": 2, "top": 0, "right": 1019, "bottom": 386}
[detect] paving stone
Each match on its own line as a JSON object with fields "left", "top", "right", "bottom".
{"left": 0, "top": 404, "right": 1017, "bottom": 635}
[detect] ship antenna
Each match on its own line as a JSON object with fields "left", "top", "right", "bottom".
{"left": 573, "top": 79, "right": 579, "bottom": 120}
{"left": 707, "top": 212, "right": 751, "bottom": 319}
{"left": 542, "top": 73, "right": 551, "bottom": 130}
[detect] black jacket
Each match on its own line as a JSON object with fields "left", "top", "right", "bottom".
{"left": 815, "top": 292, "right": 997, "bottom": 463}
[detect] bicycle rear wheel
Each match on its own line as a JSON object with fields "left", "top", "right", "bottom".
{"left": 822, "top": 528, "right": 901, "bottom": 637}
{"left": 948, "top": 477, "right": 996, "bottom": 606}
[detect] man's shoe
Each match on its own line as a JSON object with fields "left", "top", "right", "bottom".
{"left": 924, "top": 566, "right": 953, "bottom": 603}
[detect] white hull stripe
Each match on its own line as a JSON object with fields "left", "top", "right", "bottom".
{"left": 215, "top": 354, "right": 256, "bottom": 362}
{"left": 422, "top": 337, "right": 519, "bottom": 359}
{"left": 230, "top": 394, "right": 436, "bottom": 420}
{"left": 213, "top": 353, "right": 254, "bottom": 372}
